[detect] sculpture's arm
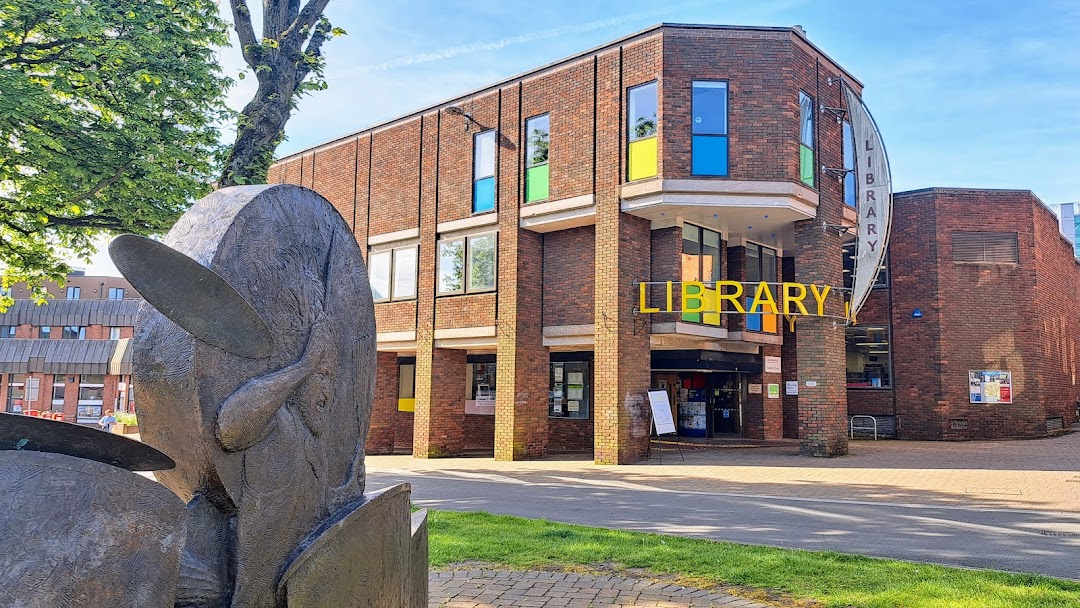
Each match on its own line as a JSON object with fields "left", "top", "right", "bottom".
{"left": 215, "top": 315, "right": 332, "bottom": 452}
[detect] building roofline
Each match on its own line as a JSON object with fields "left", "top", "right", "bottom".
{"left": 274, "top": 23, "right": 863, "bottom": 164}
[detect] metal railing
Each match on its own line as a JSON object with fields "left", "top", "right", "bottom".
{"left": 849, "top": 415, "right": 878, "bottom": 440}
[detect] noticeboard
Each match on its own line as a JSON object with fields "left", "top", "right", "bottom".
{"left": 969, "top": 370, "right": 1012, "bottom": 404}
{"left": 647, "top": 390, "right": 677, "bottom": 435}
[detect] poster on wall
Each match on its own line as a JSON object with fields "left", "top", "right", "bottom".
{"left": 767, "top": 384, "right": 780, "bottom": 399}
{"left": 968, "top": 371, "right": 1012, "bottom": 403}
{"left": 785, "top": 381, "right": 799, "bottom": 396}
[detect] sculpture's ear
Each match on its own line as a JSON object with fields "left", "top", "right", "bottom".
{"left": 109, "top": 234, "right": 274, "bottom": 359}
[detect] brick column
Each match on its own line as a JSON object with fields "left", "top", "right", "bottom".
{"left": 793, "top": 219, "right": 848, "bottom": 456}
{"left": 366, "top": 351, "right": 398, "bottom": 455}
{"left": 761, "top": 344, "right": 784, "bottom": 439}
{"left": 494, "top": 84, "right": 550, "bottom": 461}
{"left": 413, "top": 342, "right": 466, "bottom": 458}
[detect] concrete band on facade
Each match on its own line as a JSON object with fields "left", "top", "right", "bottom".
{"left": 257, "top": 24, "right": 1079, "bottom": 463}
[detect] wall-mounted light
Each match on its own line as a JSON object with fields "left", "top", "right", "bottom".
{"left": 445, "top": 105, "right": 480, "bottom": 132}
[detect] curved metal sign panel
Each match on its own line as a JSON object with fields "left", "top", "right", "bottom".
{"left": 844, "top": 82, "right": 893, "bottom": 318}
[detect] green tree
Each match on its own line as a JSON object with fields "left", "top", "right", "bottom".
{"left": 218, "top": 0, "right": 343, "bottom": 187}
{"left": 0, "top": 0, "right": 231, "bottom": 309}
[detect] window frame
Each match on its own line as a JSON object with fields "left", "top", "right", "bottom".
{"left": 62, "top": 326, "right": 86, "bottom": 340}
{"left": 0, "top": 326, "right": 15, "bottom": 339}
{"left": 842, "top": 120, "right": 856, "bottom": 207}
{"left": 744, "top": 241, "right": 779, "bottom": 334}
{"left": 390, "top": 245, "right": 418, "bottom": 301}
{"left": 548, "top": 360, "right": 592, "bottom": 420}
{"left": 524, "top": 113, "right": 550, "bottom": 203}
{"left": 436, "top": 238, "right": 466, "bottom": 296}
{"left": 109, "top": 327, "right": 122, "bottom": 340}
{"left": 628, "top": 81, "right": 658, "bottom": 143}
{"left": 842, "top": 242, "right": 889, "bottom": 290}
{"left": 845, "top": 324, "right": 893, "bottom": 389}
{"left": 368, "top": 249, "right": 393, "bottom": 303}
{"left": 798, "top": 91, "right": 815, "bottom": 187}
{"left": 472, "top": 129, "right": 497, "bottom": 214}
{"left": 691, "top": 80, "right": 730, "bottom": 177}
{"left": 66, "top": 286, "right": 80, "bottom": 300}
{"left": 107, "top": 287, "right": 125, "bottom": 300}
{"left": 38, "top": 326, "right": 51, "bottom": 339}
{"left": 435, "top": 232, "right": 499, "bottom": 297}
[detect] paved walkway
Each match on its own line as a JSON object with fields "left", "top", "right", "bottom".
{"left": 372, "top": 428, "right": 1080, "bottom": 512}
{"left": 429, "top": 569, "right": 772, "bottom": 608}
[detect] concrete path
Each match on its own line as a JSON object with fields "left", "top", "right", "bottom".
{"left": 429, "top": 569, "right": 772, "bottom": 608}
{"left": 369, "top": 430, "right": 1080, "bottom": 580}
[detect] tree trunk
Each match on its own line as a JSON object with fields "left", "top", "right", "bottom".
{"left": 219, "top": 81, "right": 293, "bottom": 187}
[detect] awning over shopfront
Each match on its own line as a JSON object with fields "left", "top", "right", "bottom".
{"left": 651, "top": 349, "right": 762, "bottom": 373}
{"left": 0, "top": 339, "right": 130, "bottom": 375}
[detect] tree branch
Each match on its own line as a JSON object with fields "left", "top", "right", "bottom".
{"left": 296, "top": 22, "right": 329, "bottom": 83}
{"left": 228, "top": 0, "right": 259, "bottom": 67}
{"left": 281, "top": 0, "right": 331, "bottom": 45}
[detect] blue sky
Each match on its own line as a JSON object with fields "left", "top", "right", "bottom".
{"left": 81, "top": 0, "right": 1079, "bottom": 274}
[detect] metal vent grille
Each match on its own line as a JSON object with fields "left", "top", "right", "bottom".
{"left": 951, "top": 232, "right": 1019, "bottom": 263}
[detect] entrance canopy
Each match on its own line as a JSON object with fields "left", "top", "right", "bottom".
{"left": 651, "top": 349, "right": 761, "bottom": 373}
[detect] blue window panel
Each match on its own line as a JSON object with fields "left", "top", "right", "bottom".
{"left": 692, "top": 81, "right": 728, "bottom": 135}
{"left": 692, "top": 136, "right": 728, "bottom": 176}
{"left": 745, "top": 297, "right": 762, "bottom": 332}
{"left": 473, "top": 176, "right": 495, "bottom": 213}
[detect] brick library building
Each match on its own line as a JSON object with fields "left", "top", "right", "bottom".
{"left": 267, "top": 24, "right": 1079, "bottom": 463}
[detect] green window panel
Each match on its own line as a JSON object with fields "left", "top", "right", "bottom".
{"left": 800, "top": 144, "right": 814, "bottom": 187}
{"left": 526, "top": 164, "right": 549, "bottom": 202}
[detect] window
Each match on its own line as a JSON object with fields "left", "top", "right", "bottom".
{"left": 627, "top": 81, "right": 658, "bottom": 181}
{"left": 62, "top": 326, "right": 86, "bottom": 340}
{"left": 66, "top": 286, "right": 80, "bottom": 300}
{"left": 398, "top": 359, "right": 415, "bottom": 412}
{"left": 846, "top": 326, "right": 892, "bottom": 388}
{"left": 692, "top": 81, "right": 728, "bottom": 176}
{"left": 842, "top": 243, "right": 888, "bottom": 290}
{"left": 842, "top": 120, "right": 856, "bottom": 207}
{"left": 525, "top": 114, "right": 550, "bottom": 203}
{"left": 108, "top": 287, "right": 124, "bottom": 300}
{"left": 799, "top": 92, "right": 814, "bottom": 187}
{"left": 78, "top": 375, "right": 105, "bottom": 402}
{"left": 109, "top": 327, "right": 122, "bottom": 340}
{"left": 5, "top": 374, "right": 25, "bottom": 412}
{"left": 951, "top": 232, "right": 1019, "bottom": 263}
{"left": 745, "top": 243, "right": 778, "bottom": 333}
{"left": 473, "top": 130, "right": 496, "bottom": 213}
{"left": 38, "top": 326, "right": 51, "bottom": 339}
{"left": 391, "top": 247, "right": 418, "bottom": 300}
{"left": 466, "top": 358, "right": 497, "bottom": 415}
{"left": 438, "top": 233, "right": 497, "bottom": 295}
{"left": 368, "top": 246, "right": 418, "bottom": 302}
{"left": 681, "top": 225, "right": 722, "bottom": 325}
{"left": 0, "top": 326, "right": 14, "bottom": 339}
{"left": 51, "top": 383, "right": 65, "bottom": 408}
{"left": 549, "top": 360, "right": 591, "bottom": 419}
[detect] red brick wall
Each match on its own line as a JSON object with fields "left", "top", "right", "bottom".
{"left": 313, "top": 138, "right": 359, "bottom": 231}
{"left": 543, "top": 227, "right": 595, "bottom": 327}
{"left": 434, "top": 294, "right": 496, "bottom": 330}
{"left": 548, "top": 418, "right": 594, "bottom": 452}
{"left": 367, "top": 351, "right": 398, "bottom": 454}
{"left": 522, "top": 59, "right": 595, "bottom": 202}
{"left": 374, "top": 301, "right": 417, "bottom": 333}
{"left": 464, "top": 414, "right": 495, "bottom": 450}
{"left": 370, "top": 121, "right": 422, "bottom": 236}
{"left": 437, "top": 92, "right": 500, "bottom": 223}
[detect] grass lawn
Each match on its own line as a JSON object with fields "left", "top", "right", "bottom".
{"left": 427, "top": 510, "right": 1080, "bottom": 608}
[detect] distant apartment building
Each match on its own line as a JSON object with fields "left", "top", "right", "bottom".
{"left": 0, "top": 272, "right": 140, "bottom": 424}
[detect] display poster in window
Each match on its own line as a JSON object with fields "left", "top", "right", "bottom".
{"left": 553, "top": 363, "right": 564, "bottom": 382}
{"left": 764, "top": 356, "right": 782, "bottom": 373}
{"left": 552, "top": 402, "right": 563, "bottom": 414}
{"left": 567, "top": 400, "right": 579, "bottom": 413}
{"left": 567, "top": 372, "right": 583, "bottom": 385}
{"left": 969, "top": 371, "right": 1011, "bottom": 403}
{"left": 567, "top": 385, "right": 584, "bottom": 401}
{"left": 748, "top": 383, "right": 762, "bottom": 394}
{"left": 647, "top": 389, "right": 677, "bottom": 435}
{"left": 767, "top": 384, "right": 780, "bottom": 399}
{"left": 552, "top": 384, "right": 563, "bottom": 400}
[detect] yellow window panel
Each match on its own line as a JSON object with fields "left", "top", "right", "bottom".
{"left": 628, "top": 137, "right": 658, "bottom": 181}
{"left": 397, "top": 398, "right": 415, "bottom": 412}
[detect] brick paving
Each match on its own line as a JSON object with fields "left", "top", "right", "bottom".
{"left": 429, "top": 569, "right": 772, "bottom": 608}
